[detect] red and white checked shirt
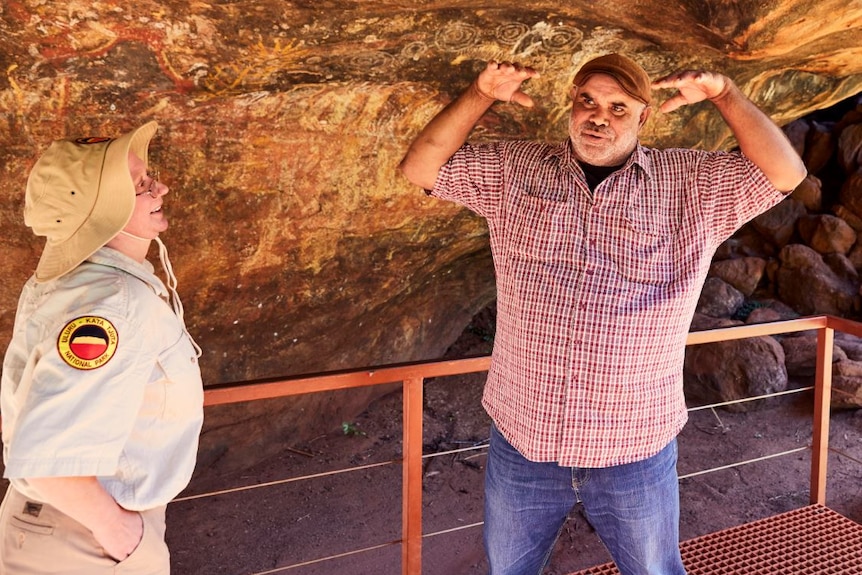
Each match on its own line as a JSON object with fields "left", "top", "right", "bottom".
{"left": 431, "top": 140, "right": 786, "bottom": 467}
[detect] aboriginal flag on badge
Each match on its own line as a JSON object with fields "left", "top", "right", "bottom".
{"left": 70, "top": 325, "right": 109, "bottom": 359}
{"left": 57, "top": 316, "right": 119, "bottom": 370}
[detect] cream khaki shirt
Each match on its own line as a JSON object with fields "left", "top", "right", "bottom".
{"left": 2, "top": 247, "right": 203, "bottom": 510}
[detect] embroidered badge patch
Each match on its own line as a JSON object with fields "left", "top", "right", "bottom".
{"left": 57, "top": 316, "right": 119, "bottom": 370}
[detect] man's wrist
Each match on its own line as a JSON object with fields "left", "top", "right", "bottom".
{"left": 708, "top": 78, "right": 736, "bottom": 104}
{"left": 470, "top": 80, "right": 497, "bottom": 103}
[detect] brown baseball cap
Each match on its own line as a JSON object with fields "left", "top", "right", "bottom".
{"left": 24, "top": 121, "right": 159, "bottom": 282}
{"left": 573, "top": 53, "right": 652, "bottom": 105}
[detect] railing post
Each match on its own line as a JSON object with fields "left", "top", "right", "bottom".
{"left": 402, "top": 377, "right": 424, "bottom": 575}
{"left": 811, "top": 325, "right": 834, "bottom": 505}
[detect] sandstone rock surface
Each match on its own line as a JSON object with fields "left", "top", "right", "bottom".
{"left": 1, "top": 2, "right": 862, "bottom": 467}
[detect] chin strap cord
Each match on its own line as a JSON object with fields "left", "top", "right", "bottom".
{"left": 118, "top": 232, "right": 203, "bottom": 358}
{"left": 155, "top": 236, "right": 203, "bottom": 358}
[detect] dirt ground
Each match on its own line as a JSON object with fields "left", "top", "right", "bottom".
{"left": 164, "top": 305, "right": 862, "bottom": 575}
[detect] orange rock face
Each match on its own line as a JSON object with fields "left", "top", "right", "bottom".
{"left": 1, "top": 2, "right": 861, "bottom": 464}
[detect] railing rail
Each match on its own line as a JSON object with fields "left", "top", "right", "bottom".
{"left": 196, "top": 315, "right": 862, "bottom": 575}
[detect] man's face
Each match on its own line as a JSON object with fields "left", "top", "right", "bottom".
{"left": 568, "top": 73, "right": 651, "bottom": 166}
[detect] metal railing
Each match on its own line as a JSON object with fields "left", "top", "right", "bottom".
{"left": 197, "top": 315, "right": 858, "bottom": 574}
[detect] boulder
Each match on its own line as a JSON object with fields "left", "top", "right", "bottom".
{"left": 744, "top": 299, "right": 801, "bottom": 326}
{"left": 823, "top": 253, "right": 859, "bottom": 284}
{"left": 745, "top": 306, "right": 787, "bottom": 325}
{"left": 797, "top": 214, "right": 856, "bottom": 255}
{"left": 715, "top": 228, "right": 776, "bottom": 260}
{"left": 839, "top": 168, "right": 862, "bottom": 220}
{"left": 833, "top": 204, "right": 862, "bottom": 234}
{"left": 708, "top": 257, "right": 767, "bottom": 297}
{"left": 776, "top": 244, "right": 859, "bottom": 316}
{"left": 790, "top": 175, "right": 823, "bottom": 212}
{"left": 831, "top": 361, "right": 862, "bottom": 408}
{"left": 780, "top": 334, "right": 847, "bottom": 378}
{"left": 696, "top": 277, "right": 745, "bottom": 318}
{"left": 803, "top": 121, "right": 837, "bottom": 176}
{"left": 784, "top": 119, "right": 810, "bottom": 159}
{"left": 838, "top": 123, "right": 862, "bottom": 174}
{"left": 846, "top": 242, "right": 862, "bottom": 272}
{"left": 690, "top": 313, "right": 741, "bottom": 333}
{"left": 751, "top": 198, "right": 807, "bottom": 249}
{"left": 684, "top": 334, "right": 787, "bottom": 412}
{"left": 836, "top": 332, "right": 862, "bottom": 362}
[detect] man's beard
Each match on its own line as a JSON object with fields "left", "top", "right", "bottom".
{"left": 570, "top": 122, "right": 635, "bottom": 166}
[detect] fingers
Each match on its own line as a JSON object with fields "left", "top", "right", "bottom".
{"left": 651, "top": 69, "right": 708, "bottom": 90}
{"left": 478, "top": 60, "right": 540, "bottom": 106}
{"left": 485, "top": 60, "right": 541, "bottom": 79}
{"left": 510, "top": 91, "right": 536, "bottom": 108}
{"left": 657, "top": 94, "right": 688, "bottom": 114}
{"left": 651, "top": 70, "right": 729, "bottom": 112}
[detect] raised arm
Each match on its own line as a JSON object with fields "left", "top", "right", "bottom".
{"left": 398, "top": 61, "right": 539, "bottom": 190}
{"left": 652, "top": 70, "right": 807, "bottom": 193}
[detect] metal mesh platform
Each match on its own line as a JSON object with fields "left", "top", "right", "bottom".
{"left": 569, "top": 505, "right": 862, "bottom": 574}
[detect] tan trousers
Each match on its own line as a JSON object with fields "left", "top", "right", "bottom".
{"left": 0, "top": 486, "right": 169, "bottom": 575}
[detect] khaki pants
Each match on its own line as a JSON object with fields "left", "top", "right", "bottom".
{"left": 0, "top": 485, "right": 169, "bottom": 575}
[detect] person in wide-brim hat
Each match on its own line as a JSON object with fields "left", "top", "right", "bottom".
{"left": 1, "top": 121, "right": 203, "bottom": 575}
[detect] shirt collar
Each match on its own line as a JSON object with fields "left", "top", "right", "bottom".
{"left": 87, "top": 247, "right": 169, "bottom": 298}
{"left": 547, "top": 140, "right": 653, "bottom": 180}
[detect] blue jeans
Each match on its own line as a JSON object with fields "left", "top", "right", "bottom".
{"left": 484, "top": 424, "right": 687, "bottom": 575}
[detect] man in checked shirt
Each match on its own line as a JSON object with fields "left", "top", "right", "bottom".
{"left": 398, "top": 54, "right": 806, "bottom": 575}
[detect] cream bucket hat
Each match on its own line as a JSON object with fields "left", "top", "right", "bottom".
{"left": 24, "top": 121, "right": 159, "bottom": 282}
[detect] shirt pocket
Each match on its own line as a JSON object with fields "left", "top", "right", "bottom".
{"left": 155, "top": 335, "right": 203, "bottom": 420}
{"left": 508, "top": 194, "right": 575, "bottom": 264}
{"left": 608, "top": 195, "right": 681, "bottom": 285}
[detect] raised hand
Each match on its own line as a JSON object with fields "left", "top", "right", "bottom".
{"left": 399, "top": 60, "right": 540, "bottom": 190}
{"left": 651, "top": 70, "right": 730, "bottom": 114}
{"left": 475, "top": 61, "right": 540, "bottom": 108}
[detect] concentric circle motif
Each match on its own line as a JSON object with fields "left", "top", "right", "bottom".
{"left": 347, "top": 50, "right": 396, "bottom": 72}
{"left": 435, "top": 22, "right": 480, "bottom": 51}
{"left": 400, "top": 41, "right": 428, "bottom": 61}
{"left": 495, "top": 22, "right": 530, "bottom": 45}
{"left": 57, "top": 316, "right": 119, "bottom": 370}
{"left": 541, "top": 26, "right": 583, "bottom": 53}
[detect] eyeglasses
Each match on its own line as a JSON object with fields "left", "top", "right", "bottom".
{"left": 135, "top": 169, "right": 160, "bottom": 198}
